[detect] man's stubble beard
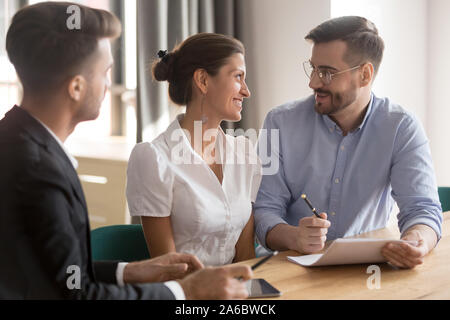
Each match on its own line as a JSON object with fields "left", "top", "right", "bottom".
{"left": 314, "top": 85, "right": 358, "bottom": 116}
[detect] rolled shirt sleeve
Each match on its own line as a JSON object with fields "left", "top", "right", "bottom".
{"left": 390, "top": 114, "right": 443, "bottom": 240}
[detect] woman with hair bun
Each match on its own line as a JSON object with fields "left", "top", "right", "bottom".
{"left": 126, "top": 33, "right": 261, "bottom": 266}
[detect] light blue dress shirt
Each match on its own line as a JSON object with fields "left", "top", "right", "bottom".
{"left": 254, "top": 94, "right": 442, "bottom": 248}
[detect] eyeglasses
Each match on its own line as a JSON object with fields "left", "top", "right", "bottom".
{"left": 303, "top": 60, "right": 361, "bottom": 85}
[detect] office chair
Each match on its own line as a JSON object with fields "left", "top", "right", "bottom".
{"left": 91, "top": 224, "right": 150, "bottom": 261}
{"left": 438, "top": 187, "right": 450, "bottom": 213}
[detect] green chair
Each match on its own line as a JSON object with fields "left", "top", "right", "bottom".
{"left": 438, "top": 187, "right": 450, "bottom": 213}
{"left": 91, "top": 224, "right": 150, "bottom": 262}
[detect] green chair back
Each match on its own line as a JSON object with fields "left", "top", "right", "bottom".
{"left": 91, "top": 224, "right": 150, "bottom": 262}
{"left": 438, "top": 187, "right": 450, "bottom": 213}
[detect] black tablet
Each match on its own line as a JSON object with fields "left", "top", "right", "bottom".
{"left": 246, "top": 278, "right": 281, "bottom": 299}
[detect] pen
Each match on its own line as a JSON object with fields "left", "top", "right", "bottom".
{"left": 301, "top": 194, "right": 323, "bottom": 219}
{"left": 238, "top": 251, "right": 279, "bottom": 281}
{"left": 250, "top": 251, "right": 279, "bottom": 271}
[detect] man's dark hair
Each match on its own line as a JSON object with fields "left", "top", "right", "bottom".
{"left": 305, "top": 16, "right": 384, "bottom": 76}
{"left": 6, "top": 1, "right": 121, "bottom": 94}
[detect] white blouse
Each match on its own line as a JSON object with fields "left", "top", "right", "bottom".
{"left": 126, "top": 114, "right": 262, "bottom": 266}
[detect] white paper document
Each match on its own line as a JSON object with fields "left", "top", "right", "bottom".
{"left": 287, "top": 238, "right": 418, "bottom": 267}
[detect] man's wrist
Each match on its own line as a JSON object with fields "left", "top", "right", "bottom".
{"left": 122, "top": 261, "right": 140, "bottom": 284}
{"left": 177, "top": 278, "right": 194, "bottom": 300}
{"left": 120, "top": 263, "right": 187, "bottom": 299}
{"left": 402, "top": 224, "right": 437, "bottom": 251}
{"left": 266, "top": 223, "right": 296, "bottom": 252}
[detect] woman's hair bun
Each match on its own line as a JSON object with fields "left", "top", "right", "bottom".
{"left": 152, "top": 51, "right": 174, "bottom": 82}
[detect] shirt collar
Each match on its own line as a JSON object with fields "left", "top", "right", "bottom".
{"left": 163, "top": 113, "right": 231, "bottom": 163}
{"left": 356, "top": 93, "right": 374, "bottom": 131}
{"left": 322, "top": 93, "right": 374, "bottom": 135}
{"left": 163, "top": 113, "right": 192, "bottom": 153}
{"left": 32, "top": 116, "right": 79, "bottom": 169}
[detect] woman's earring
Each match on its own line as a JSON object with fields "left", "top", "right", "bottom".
{"left": 200, "top": 94, "right": 208, "bottom": 124}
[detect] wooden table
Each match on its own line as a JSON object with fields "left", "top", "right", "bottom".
{"left": 238, "top": 212, "right": 450, "bottom": 299}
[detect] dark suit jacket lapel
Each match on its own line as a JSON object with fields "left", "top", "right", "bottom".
{"left": 53, "top": 150, "right": 88, "bottom": 213}
{"left": 6, "top": 106, "right": 89, "bottom": 212}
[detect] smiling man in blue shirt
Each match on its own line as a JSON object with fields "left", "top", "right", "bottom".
{"left": 254, "top": 16, "right": 442, "bottom": 269}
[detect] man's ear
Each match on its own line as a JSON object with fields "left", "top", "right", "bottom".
{"left": 67, "top": 75, "right": 87, "bottom": 101}
{"left": 361, "top": 63, "right": 374, "bottom": 87}
{"left": 192, "top": 69, "right": 208, "bottom": 95}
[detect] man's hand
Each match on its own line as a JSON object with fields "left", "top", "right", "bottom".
{"left": 381, "top": 225, "right": 437, "bottom": 269}
{"left": 177, "top": 265, "right": 253, "bottom": 300}
{"left": 123, "top": 252, "right": 204, "bottom": 284}
{"left": 296, "top": 213, "right": 331, "bottom": 254}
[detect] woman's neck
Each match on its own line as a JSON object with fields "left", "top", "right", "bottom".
{"left": 180, "top": 101, "right": 223, "bottom": 161}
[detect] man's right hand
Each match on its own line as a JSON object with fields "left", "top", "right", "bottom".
{"left": 296, "top": 213, "right": 330, "bottom": 254}
{"left": 177, "top": 265, "right": 253, "bottom": 300}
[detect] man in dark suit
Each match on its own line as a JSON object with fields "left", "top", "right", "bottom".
{"left": 0, "top": 2, "right": 252, "bottom": 299}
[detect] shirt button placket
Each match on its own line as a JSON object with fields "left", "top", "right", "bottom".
{"left": 225, "top": 202, "right": 231, "bottom": 223}
{"left": 223, "top": 201, "right": 231, "bottom": 263}
{"left": 329, "top": 137, "right": 349, "bottom": 236}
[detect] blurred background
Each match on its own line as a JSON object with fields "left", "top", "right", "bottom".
{"left": 1, "top": 0, "right": 449, "bottom": 228}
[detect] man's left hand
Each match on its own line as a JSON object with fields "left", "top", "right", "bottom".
{"left": 381, "top": 228, "right": 430, "bottom": 269}
{"left": 123, "top": 252, "right": 204, "bottom": 284}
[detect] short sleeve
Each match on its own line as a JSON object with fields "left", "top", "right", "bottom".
{"left": 126, "top": 142, "right": 174, "bottom": 217}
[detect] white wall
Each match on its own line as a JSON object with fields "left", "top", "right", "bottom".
{"left": 427, "top": 0, "right": 450, "bottom": 187}
{"left": 332, "top": 0, "right": 428, "bottom": 132}
{"left": 239, "top": 0, "right": 331, "bottom": 130}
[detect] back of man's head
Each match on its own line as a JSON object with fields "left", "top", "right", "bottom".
{"left": 305, "top": 16, "right": 384, "bottom": 76}
{"left": 6, "top": 1, "right": 121, "bottom": 95}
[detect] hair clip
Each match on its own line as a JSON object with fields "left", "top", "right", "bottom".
{"left": 157, "top": 50, "right": 170, "bottom": 63}
{"left": 157, "top": 50, "right": 168, "bottom": 58}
